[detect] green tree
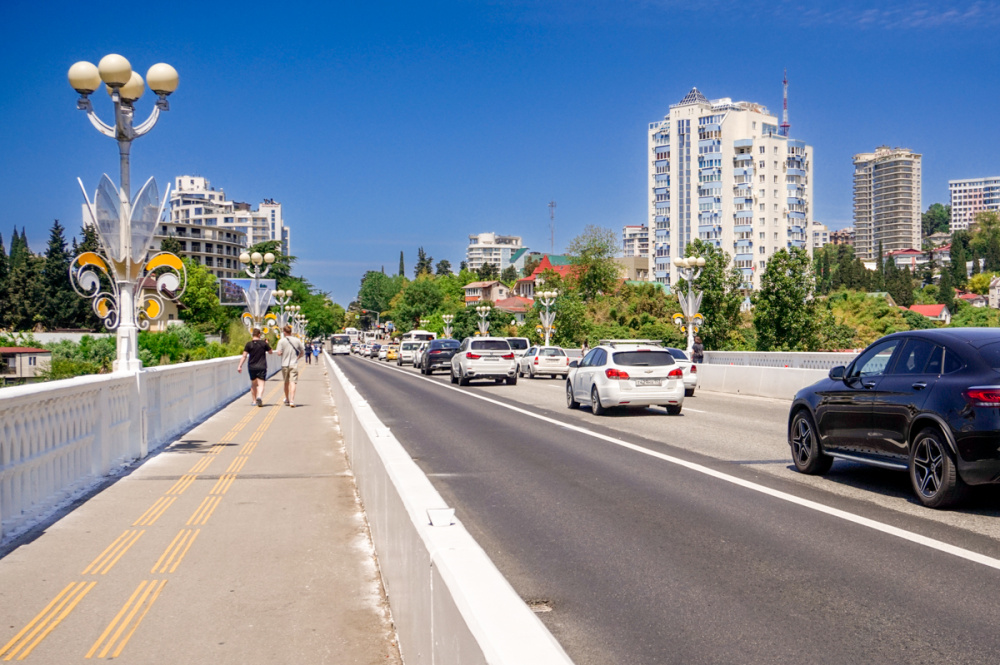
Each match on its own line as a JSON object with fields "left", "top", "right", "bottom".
{"left": 680, "top": 239, "right": 744, "bottom": 351}
{"left": 9, "top": 226, "right": 27, "bottom": 270}
{"left": 966, "top": 271, "right": 999, "bottom": 295}
{"left": 159, "top": 234, "right": 183, "bottom": 255}
{"left": 399, "top": 251, "right": 405, "bottom": 277}
{"left": 476, "top": 262, "right": 499, "bottom": 280}
{"left": 522, "top": 255, "right": 541, "bottom": 277}
{"left": 40, "top": 220, "right": 77, "bottom": 329}
{"left": 0, "top": 232, "right": 8, "bottom": 329}
{"left": 414, "top": 247, "right": 433, "bottom": 277}
{"left": 753, "top": 248, "right": 816, "bottom": 351}
{"left": 950, "top": 230, "right": 971, "bottom": 285}
{"left": 938, "top": 264, "right": 955, "bottom": 310}
{"left": 921, "top": 203, "right": 951, "bottom": 237}
{"left": 69, "top": 223, "right": 105, "bottom": 330}
{"left": 246, "top": 240, "right": 295, "bottom": 284}
{"left": 177, "top": 258, "right": 234, "bottom": 332}
{"left": 435, "top": 259, "right": 452, "bottom": 276}
{"left": 500, "top": 265, "right": 519, "bottom": 285}
{"left": 358, "top": 270, "right": 403, "bottom": 315}
{"left": 390, "top": 275, "right": 444, "bottom": 328}
{"left": 7, "top": 254, "right": 45, "bottom": 331}
{"left": 565, "top": 225, "right": 620, "bottom": 301}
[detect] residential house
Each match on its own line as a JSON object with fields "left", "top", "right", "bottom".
{"left": 514, "top": 255, "right": 577, "bottom": 299}
{"left": 493, "top": 296, "right": 535, "bottom": 324}
{"left": 1, "top": 347, "right": 52, "bottom": 384}
{"left": 906, "top": 304, "right": 951, "bottom": 325}
{"left": 957, "top": 292, "right": 987, "bottom": 308}
{"left": 463, "top": 281, "right": 510, "bottom": 304}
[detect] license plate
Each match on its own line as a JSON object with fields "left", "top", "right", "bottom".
{"left": 484, "top": 357, "right": 499, "bottom": 362}
{"left": 635, "top": 378, "right": 661, "bottom": 387}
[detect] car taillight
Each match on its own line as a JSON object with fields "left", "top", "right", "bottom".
{"left": 466, "top": 352, "right": 481, "bottom": 359}
{"left": 964, "top": 387, "right": 1000, "bottom": 407}
{"left": 668, "top": 368, "right": 683, "bottom": 379}
{"left": 430, "top": 349, "right": 442, "bottom": 354}
{"left": 606, "top": 368, "right": 630, "bottom": 380}
{"left": 534, "top": 357, "right": 539, "bottom": 365}
{"left": 502, "top": 353, "right": 515, "bottom": 360}
{"left": 690, "top": 364, "right": 697, "bottom": 374}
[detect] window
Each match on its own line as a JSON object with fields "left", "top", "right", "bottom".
{"left": 891, "top": 339, "right": 941, "bottom": 375}
{"left": 848, "top": 340, "right": 900, "bottom": 378}
{"left": 612, "top": 351, "right": 674, "bottom": 366}
{"left": 759, "top": 146, "right": 765, "bottom": 154}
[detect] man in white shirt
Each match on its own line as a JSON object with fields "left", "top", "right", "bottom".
{"left": 276, "top": 324, "right": 305, "bottom": 407}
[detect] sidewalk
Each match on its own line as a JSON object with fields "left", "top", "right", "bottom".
{"left": 0, "top": 361, "right": 401, "bottom": 664}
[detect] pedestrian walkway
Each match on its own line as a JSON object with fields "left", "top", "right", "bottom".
{"left": 0, "top": 362, "right": 401, "bottom": 664}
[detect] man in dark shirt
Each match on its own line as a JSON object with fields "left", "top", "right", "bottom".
{"left": 237, "top": 328, "right": 273, "bottom": 406}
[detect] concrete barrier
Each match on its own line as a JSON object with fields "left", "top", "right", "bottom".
{"left": 324, "top": 352, "right": 573, "bottom": 665}
{"left": 0, "top": 354, "right": 280, "bottom": 543}
{"left": 696, "top": 364, "right": 828, "bottom": 400}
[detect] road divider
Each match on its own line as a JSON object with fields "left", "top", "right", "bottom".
{"left": 696, "top": 364, "right": 828, "bottom": 400}
{"left": 324, "top": 351, "right": 574, "bottom": 665}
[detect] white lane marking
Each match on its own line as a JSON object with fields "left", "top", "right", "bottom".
{"left": 344, "top": 356, "right": 1000, "bottom": 571}
{"left": 682, "top": 407, "right": 707, "bottom": 413}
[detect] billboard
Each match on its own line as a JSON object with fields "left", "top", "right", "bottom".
{"left": 219, "top": 278, "right": 277, "bottom": 306}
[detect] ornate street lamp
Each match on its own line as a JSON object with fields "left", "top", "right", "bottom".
{"left": 273, "top": 290, "right": 294, "bottom": 330}
{"left": 238, "top": 251, "right": 276, "bottom": 332}
{"left": 475, "top": 305, "right": 491, "bottom": 335}
{"left": 68, "top": 54, "right": 185, "bottom": 371}
{"left": 442, "top": 314, "right": 454, "bottom": 339}
{"left": 672, "top": 256, "right": 706, "bottom": 354}
{"left": 537, "top": 290, "right": 558, "bottom": 347}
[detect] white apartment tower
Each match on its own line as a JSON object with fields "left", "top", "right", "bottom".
{"left": 852, "top": 147, "right": 922, "bottom": 259}
{"left": 466, "top": 232, "right": 524, "bottom": 272}
{"left": 622, "top": 225, "right": 650, "bottom": 258}
{"left": 950, "top": 177, "right": 1000, "bottom": 231}
{"left": 648, "top": 88, "right": 813, "bottom": 290}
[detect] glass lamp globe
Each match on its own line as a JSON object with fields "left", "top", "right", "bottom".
{"left": 98, "top": 54, "right": 132, "bottom": 86}
{"left": 146, "top": 63, "right": 179, "bottom": 95}
{"left": 117, "top": 71, "right": 145, "bottom": 102}
{"left": 250, "top": 252, "right": 263, "bottom": 265}
{"left": 68, "top": 61, "right": 101, "bottom": 94}
{"left": 263, "top": 252, "right": 275, "bottom": 264}
{"left": 239, "top": 252, "right": 251, "bottom": 264}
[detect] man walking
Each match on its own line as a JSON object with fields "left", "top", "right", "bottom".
{"left": 304, "top": 341, "right": 313, "bottom": 365}
{"left": 237, "top": 328, "right": 273, "bottom": 407}
{"left": 276, "top": 325, "right": 305, "bottom": 407}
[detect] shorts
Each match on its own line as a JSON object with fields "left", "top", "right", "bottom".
{"left": 281, "top": 366, "right": 300, "bottom": 383}
{"left": 248, "top": 366, "right": 267, "bottom": 381}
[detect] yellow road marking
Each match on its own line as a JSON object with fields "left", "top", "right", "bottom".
{"left": 186, "top": 496, "right": 222, "bottom": 526}
{"left": 209, "top": 474, "right": 237, "bottom": 496}
{"left": 188, "top": 456, "right": 214, "bottom": 474}
{"left": 150, "top": 530, "right": 200, "bottom": 574}
{"left": 81, "top": 530, "right": 144, "bottom": 576}
{"left": 239, "top": 439, "right": 259, "bottom": 456}
{"left": 226, "top": 456, "right": 249, "bottom": 474}
{"left": 1, "top": 581, "right": 96, "bottom": 660}
{"left": 87, "top": 579, "right": 166, "bottom": 659}
{"left": 165, "top": 473, "right": 198, "bottom": 496}
{"left": 132, "top": 496, "right": 177, "bottom": 527}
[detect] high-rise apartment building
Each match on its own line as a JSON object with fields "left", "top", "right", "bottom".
{"left": 466, "top": 232, "right": 524, "bottom": 272}
{"left": 810, "top": 221, "right": 830, "bottom": 250}
{"left": 622, "top": 225, "right": 650, "bottom": 258}
{"left": 648, "top": 88, "right": 813, "bottom": 290}
{"left": 949, "top": 177, "right": 1000, "bottom": 231}
{"left": 852, "top": 147, "right": 921, "bottom": 259}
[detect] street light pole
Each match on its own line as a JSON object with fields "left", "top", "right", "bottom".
{"left": 442, "top": 314, "right": 454, "bottom": 339}
{"left": 273, "top": 290, "right": 294, "bottom": 329}
{"left": 537, "top": 290, "right": 558, "bottom": 347}
{"left": 238, "top": 251, "right": 276, "bottom": 331}
{"left": 68, "top": 54, "right": 185, "bottom": 372}
{"left": 475, "top": 305, "right": 491, "bottom": 335}
{"left": 672, "top": 256, "right": 706, "bottom": 354}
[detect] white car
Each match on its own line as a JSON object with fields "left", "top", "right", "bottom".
{"left": 397, "top": 341, "right": 422, "bottom": 366}
{"left": 506, "top": 337, "right": 530, "bottom": 359}
{"left": 665, "top": 347, "right": 698, "bottom": 396}
{"left": 518, "top": 346, "right": 570, "bottom": 379}
{"left": 450, "top": 337, "right": 517, "bottom": 385}
{"left": 378, "top": 345, "right": 389, "bottom": 361}
{"left": 566, "top": 341, "right": 684, "bottom": 415}
{"left": 412, "top": 342, "right": 429, "bottom": 368}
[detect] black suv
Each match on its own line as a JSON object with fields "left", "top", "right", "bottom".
{"left": 788, "top": 328, "right": 1000, "bottom": 508}
{"left": 420, "top": 338, "right": 461, "bottom": 375}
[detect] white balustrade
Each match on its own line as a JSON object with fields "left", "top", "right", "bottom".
{"left": 0, "top": 354, "right": 279, "bottom": 542}
{"left": 704, "top": 351, "right": 858, "bottom": 370}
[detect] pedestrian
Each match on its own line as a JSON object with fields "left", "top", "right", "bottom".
{"left": 304, "top": 341, "right": 313, "bottom": 364}
{"left": 581, "top": 339, "right": 589, "bottom": 354}
{"left": 237, "top": 328, "right": 273, "bottom": 407}
{"left": 276, "top": 325, "right": 305, "bottom": 407}
{"left": 312, "top": 344, "right": 320, "bottom": 361}
{"left": 692, "top": 336, "right": 705, "bottom": 364}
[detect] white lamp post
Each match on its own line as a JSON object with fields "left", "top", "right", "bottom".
{"left": 419, "top": 318, "right": 430, "bottom": 330}
{"left": 442, "top": 314, "right": 454, "bottom": 338}
{"left": 273, "top": 289, "right": 294, "bottom": 330}
{"left": 537, "top": 290, "right": 558, "bottom": 346}
{"left": 475, "top": 305, "right": 491, "bottom": 335}
{"left": 68, "top": 54, "right": 185, "bottom": 371}
{"left": 238, "top": 251, "right": 276, "bottom": 331}
{"left": 672, "top": 256, "right": 706, "bottom": 354}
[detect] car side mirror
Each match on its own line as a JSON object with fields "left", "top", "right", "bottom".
{"left": 569, "top": 360, "right": 579, "bottom": 368}
{"left": 828, "top": 365, "right": 846, "bottom": 381}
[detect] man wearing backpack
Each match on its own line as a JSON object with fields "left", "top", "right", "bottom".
{"left": 276, "top": 325, "right": 305, "bottom": 407}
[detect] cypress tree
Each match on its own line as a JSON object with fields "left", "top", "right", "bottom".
{"left": 398, "top": 251, "right": 405, "bottom": 277}
{"left": 9, "top": 226, "right": 25, "bottom": 269}
{"left": 938, "top": 265, "right": 955, "bottom": 311}
{"left": 0, "top": 232, "right": 8, "bottom": 329}
{"left": 41, "top": 220, "right": 76, "bottom": 329}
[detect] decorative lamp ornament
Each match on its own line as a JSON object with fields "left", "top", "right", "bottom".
{"left": 264, "top": 252, "right": 275, "bottom": 264}
{"left": 146, "top": 63, "right": 179, "bottom": 95}
{"left": 239, "top": 252, "right": 251, "bottom": 264}
{"left": 116, "top": 71, "right": 145, "bottom": 102}
{"left": 98, "top": 54, "right": 132, "bottom": 86}
{"left": 68, "top": 61, "right": 101, "bottom": 94}
{"left": 250, "top": 252, "right": 263, "bottom": 265}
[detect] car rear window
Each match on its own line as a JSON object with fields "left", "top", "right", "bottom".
{"left": 431, "top": 340, "right": 460, "bottom": 350}
{"left": 975, "top": 342, "right": 1000, "bottom": 370}
{"left": 507, "top": 339, "right": 529, "bottom": 350}
{"left": 612, "top": 351, "right": 675, "bottom": 366}
{"left": 665, "top": 348, "right": 688, "bottom": 360}
{"left": 539, "top": 348, "right": 565, "bottom": 357}
{"left": 471, "top": 340, "right": 511, "bottom": 351}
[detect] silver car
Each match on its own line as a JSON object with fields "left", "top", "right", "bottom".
{"left": 412, "top": 342, "right": 429, "bottom": 368}
{"left": 665, "top": 347, "right": 698, "bottom": 396}
{"left": 398, "top": 341, "right": 422, "bottom": 366}
{"left": 451, "top": 337, "right": 517, "bottom": 385}
{"left": 566, "top": 342, "right": 685, "bottom": 415}
{"left": 518, "top": 346, "right": 570, "bottom": 379}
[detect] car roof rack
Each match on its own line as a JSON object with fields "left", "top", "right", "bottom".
{"left": 598, "top": 339, "right": 664, "bottom": 348}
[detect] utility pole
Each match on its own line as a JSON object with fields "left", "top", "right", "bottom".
{"left": 548, "top": 200, "right": 557, "bottom": 254}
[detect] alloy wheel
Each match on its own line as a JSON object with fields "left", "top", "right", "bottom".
{"left": 912, "top": 435, "right": 945, "bottom": 499}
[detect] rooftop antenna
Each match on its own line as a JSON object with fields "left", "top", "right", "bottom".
{"left": 548, "top": 200, "right": 556, "bottom": 254}
{"left": 780, "top": 69, "right": 790, "bottom": 137}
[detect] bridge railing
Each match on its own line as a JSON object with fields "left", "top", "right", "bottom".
{"left": 704, "top": 351, "right": 859, "bottom": 370}
{"left": 0, "top": 355, "right": 279, "bottom": 543}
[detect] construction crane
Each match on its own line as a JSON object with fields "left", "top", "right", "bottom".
{"left": 548, "top": 200, "right": 556, "bottom": 254}
{"left": 780, "top": 69, "right": 790, "bottom": 137}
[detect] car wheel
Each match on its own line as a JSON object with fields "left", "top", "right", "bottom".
{"left": 684, "top": 388, "right": 695, "bottom": 397}
{"left": 910, "top": 428, "right": 968, "bottom": 508}
{"left": 459, "top": 369, "right": 470, "bottom": 386}
{"left": 450, "top": 367, "right": 458, "bottom": 384}
{"left": 529, "top": 366, "right": 536, "bottom": 379}
{"left": 591, "top": 386, "right": 606, "bottom": 416}
{"left": 666, "top": 404, "right": 682, "bottom": 415}
{"left": 789, "top": 410, "right": 832, "bottom": 475}
{"left": 506, "top": 375, "right": 517, "bottom": 385}
{"left": 566, "top": 382, "right": 579, "bottom": 409}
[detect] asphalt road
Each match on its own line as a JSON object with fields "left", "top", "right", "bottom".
{"left": 336, "top": 354, "right": 1000, "bottom": 665}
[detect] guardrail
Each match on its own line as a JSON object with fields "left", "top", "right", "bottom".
{"left": 324, "top": 352, "right": 573, "bottom": 665}
{"left": 704, "top": 351, "right": 858, "bottom": 370}
{"left": 0, "top": 355, "right": 279, "bottom": 543}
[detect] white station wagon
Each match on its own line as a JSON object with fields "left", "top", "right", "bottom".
{"left": 566, "top": 340, "right": 685, "bottom": 415}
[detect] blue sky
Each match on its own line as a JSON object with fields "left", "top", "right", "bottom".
{"left": 2, "top": 0, "right": 999, "bottom": 307}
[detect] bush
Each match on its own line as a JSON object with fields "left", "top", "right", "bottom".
{"left": 175, "top": 325, "right": 207, "bottom": 350}
{"left": 138, "top": 331, "right": 183, "bottom": 364}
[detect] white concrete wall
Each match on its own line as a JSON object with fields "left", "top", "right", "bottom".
{"left": 324, "top": 352, "right": 572, "bottom": 665}
{"left": 696, "top": 364, "right": 828, "bottom": 401}
{"left": 0, "top": 355, "right": 279, "bottom": 543}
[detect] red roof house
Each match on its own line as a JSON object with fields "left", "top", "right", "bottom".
{"left": 906, "top": 304, "right": 951, "bottom": 324}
